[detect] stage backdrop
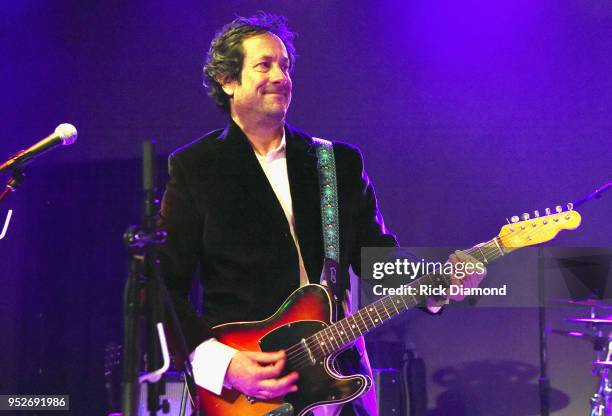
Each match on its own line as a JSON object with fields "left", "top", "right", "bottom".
{"left": 1, "top": 1, "right": 611, "bottom": 415}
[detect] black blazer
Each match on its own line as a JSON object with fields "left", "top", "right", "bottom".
{"left": 158, "top": 120, "right": 397, "bottom": 352}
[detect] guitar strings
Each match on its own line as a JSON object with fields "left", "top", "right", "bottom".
{"left": 286, "top": 240, "right": 496, "bottom": 355}
{"left": 284, "top": 239, "right": 506, "bottom": 370}
{"left": 283, "top": 241, "right": 507, "bottom": 370}
{"left": 280, "top": 221, "right": 571, "bottom": 371}
{"left": 286, "top": 293, "right": 415, "bottom": 369}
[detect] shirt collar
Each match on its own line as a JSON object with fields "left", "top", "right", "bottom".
{"left": 255, "top": 129, "right": 287, "bottom": 163}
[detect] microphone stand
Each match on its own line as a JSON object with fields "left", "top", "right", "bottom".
{"left": 573, "top": 182, "right": 611, "bottom": 208}
{"left": 537, "top": 247, "right": 549, "bottom": 416}
{"left": 121, "top": 141, "right": 198, "bottom": 416}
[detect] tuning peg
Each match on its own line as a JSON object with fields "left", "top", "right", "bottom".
{"left": 567, "top": 202, "right": 573, "bottom": 211}
{"left": 555, "top": 205, "right": 562, "bottom": 213}
{"left": 534, "top": 210, "right": 540, "bottom": 217}
{"left": 545, "top": 207, "right": 551, "bottom": 215}
{"left": 511, "top": 216, "right": 519, "bottom": 223}
{"left": 522, "top": 213, "right": 530, "bottom": 221}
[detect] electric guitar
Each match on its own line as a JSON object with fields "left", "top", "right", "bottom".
{"left": 198, "top": 206, "right": 582, "bottom": 415}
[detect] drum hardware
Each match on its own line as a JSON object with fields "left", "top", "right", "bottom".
{"left": 547, "top": 298, "right": 612, "bottom": 311}
{"left": 567, "top": 317, "right": 612, "bottom": 326}
{"left": 549, "top": 298, "right": 612, "bottom": 416}
{"left": 590, "top": 342, "right": 612, "bottom": 416}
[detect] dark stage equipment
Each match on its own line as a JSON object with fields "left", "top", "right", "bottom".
{"left": 121, "top": 141, "right": 197, "bottom": 416}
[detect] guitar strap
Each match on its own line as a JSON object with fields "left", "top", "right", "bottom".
{"left": 313, "top": 137, "right": 377, "bottom": 416}
{"left": 312, "top": 137, "right": 343, "bottom": 315}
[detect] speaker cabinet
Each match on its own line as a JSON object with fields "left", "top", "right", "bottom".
{"left": 373, "top": 368, "right": 404, "bottom": 415}
{"left": 137, "top": 372, "right": 185, "bottom": 416}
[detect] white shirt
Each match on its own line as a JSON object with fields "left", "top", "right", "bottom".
{"left": 191, "top": 131, "right": 313, "bottom": 394}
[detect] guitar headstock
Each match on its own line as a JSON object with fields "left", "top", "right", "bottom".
{"left": 498, "top": 204, "right": 581, "bottom": 250}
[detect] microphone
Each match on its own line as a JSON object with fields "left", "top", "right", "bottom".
{"left": 0, "top": 123, "right": 77, "bottom": 173}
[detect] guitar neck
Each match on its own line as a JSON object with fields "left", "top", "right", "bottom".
{"left": 311, "top": 237, "right": 507, "bottom": 358}
{"left": 303, "top": 207, "right": 581, "bottom": 361}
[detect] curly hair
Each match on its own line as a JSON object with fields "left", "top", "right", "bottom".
{"left": 203, "top": 12, "right": 297, "bottom": 113}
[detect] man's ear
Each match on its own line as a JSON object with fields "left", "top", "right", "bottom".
{"left": 220, "top": 79, "right": 235, "bottom": 97}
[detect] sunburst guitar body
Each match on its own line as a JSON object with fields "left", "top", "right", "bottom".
{"left": 198, "top": 284, "right": 369, "bottom": 416}
{"left": 197, "top": 207, "right": 582, "bottom": 415}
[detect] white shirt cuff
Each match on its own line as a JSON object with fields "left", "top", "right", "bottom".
{"left": 426, "top": 296, "right": 447, "bottom": 314}
{"left": 190, "top": 338, "right": 239, "bottom": 395}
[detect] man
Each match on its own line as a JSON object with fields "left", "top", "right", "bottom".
{"left": 159, "top": 13, "right": 484, "bottom": 416}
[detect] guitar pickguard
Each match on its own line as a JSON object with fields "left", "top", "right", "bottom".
{"left": 259, "top": 320, "right": 369, "bottom": 415}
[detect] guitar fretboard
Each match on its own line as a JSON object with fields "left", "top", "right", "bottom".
{"left": 306, "top": 238, "right": 506, "bottom": 359}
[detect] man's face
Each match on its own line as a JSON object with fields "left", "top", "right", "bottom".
{"left": 222, "top": 32, "right": 292, "bottom": 125}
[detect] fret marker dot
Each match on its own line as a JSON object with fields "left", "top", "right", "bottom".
{"left": 351, "top": 325, "right": 356, "bottom": 328}
{"left": 375, "top": 319, "right": 379, "bottom": 322}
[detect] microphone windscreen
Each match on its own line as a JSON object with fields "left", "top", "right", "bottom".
{"left": 55, "top": 123, "right": 78, "bottom": 145}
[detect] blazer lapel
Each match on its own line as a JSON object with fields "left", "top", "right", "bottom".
{"left": 216, "top": 121, "right": 290, "bottom": 235}
{"left": 213, "top": 121, "right": 324, "bottom": 281}
{"left": 285, "top": 126, "right": 324, "bottom": 282}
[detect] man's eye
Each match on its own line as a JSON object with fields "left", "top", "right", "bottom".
{"left": 256, "top": 62, "right": 271, "bottom": 69}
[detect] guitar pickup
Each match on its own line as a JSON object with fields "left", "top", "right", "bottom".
{"left": 301, "top": 338, "right": 316, "bottom": 365}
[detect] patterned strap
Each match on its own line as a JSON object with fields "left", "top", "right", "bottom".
{"left": 312, "top": 137, "right": 340, "bottom": 264}
{"left": 312, "top": 137, "right": 342, "bottom": 314}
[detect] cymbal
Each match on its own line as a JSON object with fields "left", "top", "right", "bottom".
{"left": 547, "top": 298, "right": 612, "bottom": 310}
{"left": 547, "top": 328, "right": 611, "bottom": 351}
{"left": 593, "top": 361, "right": 612, "bottom": 368}
{"left": 546, "top": 328, "right": 596, "bottom": 340}
{"left": 567, "top": 317, "right": 612, "bottom": 325}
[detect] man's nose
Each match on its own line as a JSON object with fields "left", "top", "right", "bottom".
{"left": 269, "top": 64, "right": 289, "bottom": 83}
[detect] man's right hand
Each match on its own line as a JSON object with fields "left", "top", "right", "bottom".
{"left": 225, "top": 350, "right": 299, "bottom": 399}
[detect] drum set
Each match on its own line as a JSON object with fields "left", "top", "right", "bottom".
{"left": 547, "top": 298, "right": 612, "bottom": 416}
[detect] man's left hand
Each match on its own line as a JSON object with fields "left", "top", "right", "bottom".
{"left": 446, "top": 249, "right": 487, "bottom": 302}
